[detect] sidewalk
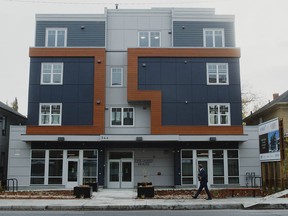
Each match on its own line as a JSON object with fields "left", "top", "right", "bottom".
{"left": 0, "top": 189, "right": 287, "bottom": 211}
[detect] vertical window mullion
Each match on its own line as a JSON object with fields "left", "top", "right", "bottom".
{"left": 44, "top": 150, "right": 49, "bottom": 185}
{"left": 223, "top": 150, "right": 228, "bottom": 184}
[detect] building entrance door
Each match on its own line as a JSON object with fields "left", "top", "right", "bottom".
{"left": 107, "top": 152, "right": 133, "bottom": 188}
{"left": 66, "top": 159, "right": 79, "bottom": 188}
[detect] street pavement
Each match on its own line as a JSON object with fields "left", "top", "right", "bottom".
{"left": 0, "top": 189, "right": 287, "bottom": 211}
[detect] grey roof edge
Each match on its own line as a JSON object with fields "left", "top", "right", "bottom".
{"left": 243, "top": 90, "right": 288, "bottom": 122}
{"left": 0, "top": 101, "right": 27, "bottom": 119}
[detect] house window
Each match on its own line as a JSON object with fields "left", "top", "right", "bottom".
{"left": 30, "top": 150, "right": 45, "bottom": 184}
{"left": 111, "top": 68, "right": 123, "bottom": 87}
{"left": 111, "top": 107, "right": 134, "bottom": 126}
{"left": 203, "top": 29, "right": 224, "bottom": 47}
{"left": 213, "top": 150, "right": 224, "bottom": 184}
{"left": 228, "top": 150, "right": 239, "bottom": 184}
{"left": 39, "top": 104, "right": 62, "bottom": 125}
{"left": 139, "top": 31, "right": 160, "bottom": 47}
{"left": 208, "top": 104, "right": 230, "bottom": 125}
{"left": 207, "top": 63, "right": 228, "bottom": 84}
{"left": 41, "top": 63, "right": 63, "bottom": 85}
{"left": 45, "top": 28, "right": 67, "bottom": 47}
{"left": 181, "top": 150, "right": 193, "bottom": 184}
{"left": 0, "top": 116, "right": 6, "bottom": 136}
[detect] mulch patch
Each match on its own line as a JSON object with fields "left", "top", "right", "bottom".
{"left": 154, "top": 188, "right": 268, "bottom": 199}
{"left": 0, "top": 190, "right": 75, "bottom": 199}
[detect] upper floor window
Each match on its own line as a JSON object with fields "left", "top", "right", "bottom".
{"left": 41, "top": 63, "right": 63, "bottom": 85}
{"left": 111, "top": 107, "right": 134, "bottom": 127}
{"left": 111, "top": 68, "right": 123, "bottom": 87}
{"left": 139, "top": 31, "right": 161, "bottom": 47}
{"left": 207, "top": 63, "right": 228, "bottom": 85}
{"left": 203, "top": 29, "right": 224, "bottom": 47}
{"left": 39, "top": 104, "right": 62, "bottom": 125}
{"left": 45, "top": 28, "right": 67, "bottom": 47}
{"left": 208, "top": 104, "right": 230, "bottom": 126}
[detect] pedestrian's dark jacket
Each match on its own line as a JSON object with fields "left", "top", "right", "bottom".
{"left": 198, "top": 168, "right": 208, "bottom": 183}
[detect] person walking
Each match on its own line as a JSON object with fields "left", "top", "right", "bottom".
{"left": 193, "top": 164, "right": 212, "bottom": 200}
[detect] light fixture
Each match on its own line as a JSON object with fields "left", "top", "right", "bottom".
{"left": 58, "top": 137, "right": 65, "bottom": 142}
{"left": 142, "top": 63, "right": 146, "bottom": 67}
{"left": 81, "top": 26, "right": 85, "bottom": 30}
{"left": 97, "top": 60, "right": 101, "bottom": 64}
{"left": 136, "top": 137, "right": 143, "bottom": 141}
{"left": 209, "top": 137, "right": 216, "bottom": 142}
{"left": 96, "top": 100, "right": 101, "bottom": 105}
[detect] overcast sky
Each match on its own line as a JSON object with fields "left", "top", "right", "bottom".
{"left": 0, "top": 0, "right": 287, "bottom": 116}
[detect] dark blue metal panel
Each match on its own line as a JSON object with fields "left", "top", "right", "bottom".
{"left": 28, "top": 57, "right": 94, "bottom": 126}
{"left": 173, "top": 21, "right": 235, "bottom": 47}
{"left": 138, "top": 57, "right": 242, "bottom": 126}
{"left": 35, "top": 21, "right": 105, "bottom": 47}
{"left": 27, "top": 103, "right": 39, "bottom": 125}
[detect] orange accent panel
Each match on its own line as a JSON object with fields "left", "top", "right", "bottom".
{"left": 127, "top": 48, "right": 243, "bottom": 135}
{"left": 27, "top": 47, "right": 106, "bottom": 135}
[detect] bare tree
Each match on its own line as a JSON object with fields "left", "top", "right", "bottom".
{"left": 241, "top": 84, "right": 264, "bottom": 119}
{"left": 11, "top": 97, "right": 19, "bottom": 112}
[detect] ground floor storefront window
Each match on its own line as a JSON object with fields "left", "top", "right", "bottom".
{"left": 30, "top": 149, "right": 98, "bottom": 187}
{"left": 181, "top": 149, "right": 239, "bottom": 185}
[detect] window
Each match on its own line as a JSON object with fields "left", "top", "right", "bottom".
{"left": 203, "top": 29, "right": 224, "bottom": 47}
{"left": 83, "top": 150, "right": 98, "bottom": 184}
{"left": 228, "top": 150, "right": 239, "bottom": 184}
{"left": 207, "top": 63, "right": 228, "bottom": 84}
{"left": 30, "top": 150, "right": 45, "bottom": 184}
{"left": 45, "top": 28, "right": 67, "bottom": 47}
{"left": 139, "top": 31, "right": 160, "bottom": 47}
{"left": 0, "top": 116, "right": 6, "bottom": 136}
{"left": 208, "top": 104, "right": 230, "bottom": 125}
{"left": 41, "top": 63, "right": 63, "bottom": 85}
{"left": 213, "top": 150, "right": 224, "bottom": 184}
{"left": 48, "top": 150, "right": 63, "bottom": 184}
{"left": 111, "top": 107, "right": 134, "bottom": 126}
{"left": 39, "top": 104, "right": 62, "bottom": 125}
{"left": 111, "top": 68, "right": 123, "bottom": 87}
{"left": 181, "top": 150, "right": 193, "bottom": 184}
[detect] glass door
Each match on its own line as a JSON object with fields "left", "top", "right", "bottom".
{"left": 108, "top": 158, "right": 133, "bottom": 188}
{"left": 67, "top": 159, "right": 79, "bottom": 188}
{"left": 121, "top": 159, "right": 132, "bottom": 188}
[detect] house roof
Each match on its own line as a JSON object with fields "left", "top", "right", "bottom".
{"left": 243, "top": 90, "right": 288, "bottom": 122}
{"left": 0, "top": 101, "right": 27, "bottom": 119}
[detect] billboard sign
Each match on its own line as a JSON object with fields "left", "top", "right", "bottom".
{"left": 259, "top": 118, "right": 280, "bottom": 161}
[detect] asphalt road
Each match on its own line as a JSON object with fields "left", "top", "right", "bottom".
{"left": 0, "top": 210, "right": 288, "bottom": 216}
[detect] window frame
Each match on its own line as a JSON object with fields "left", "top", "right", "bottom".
{"left": 39, "top": 103, "right": 62, "bottom": 126}
{"left": 110, "top": 107, "right": 135, "bottom": 127}
{"left": 138, "top": 31, "right": 161, "bottom": 47}
{"left": 41, "top": 62, "right": 64, "bottom": 85}
{"left": 111, "top": 67, "right": 123, "bottom": 87}
{"left": 203, "top": 28, "right": 225, "bottom": 48}
{"left": 206, "top": 63, "right": 229, "bottom": 85}
{"left": 45, "top": 28, "right": 67, "bottom": 47}
{"left": 208, "top": 103, "right": 231, "bottom": 126}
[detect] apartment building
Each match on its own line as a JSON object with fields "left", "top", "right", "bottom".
{"left": 8, "top": 8, "right": 260, "bottom": 189}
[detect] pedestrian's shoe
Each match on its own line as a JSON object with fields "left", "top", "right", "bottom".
{"left": 192, "top": 196, "right": 197, "bottom": 199}
{"left": 206, "top": 197, "right": 212, "bottom": 200}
